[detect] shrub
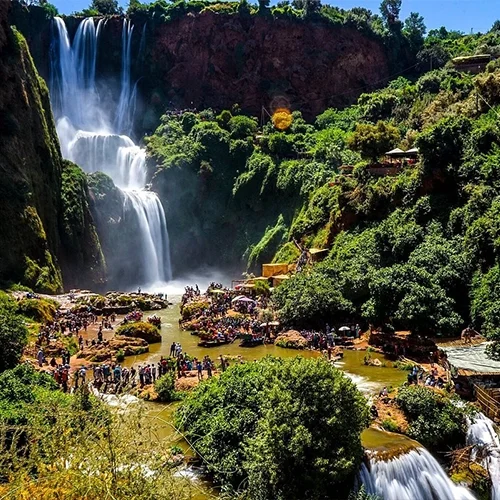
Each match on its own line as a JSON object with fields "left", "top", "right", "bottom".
{"left": 396, "top": 385, "right": 474, "bottom": 449}
{"left": 177, "top": 357, "right": 369, "bottom": 498}
{"left": 485, "top": 341, "right": 500, "bottom": 360}
{"left": 115, "top": 349, "right": 125, "bottom": 363}
{"left": 155, "top": 372, "right": 181, "bottom": 402}
{"left": 116, "top": 322, "right": 161, "bottom": 344}
{"left": 381, "top": 418, "right": 400, "bottom": 432}
{"left": 180, "top": 300, "right": 209, "bottom": 320}
{"left": 0, "top": 308, "right": 29, "bottom": 372}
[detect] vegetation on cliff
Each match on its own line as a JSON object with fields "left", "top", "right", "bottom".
{"left": 147, "top": 51, "right": 500, "bottom": 338}
{"left": 177, "top": 356, "right": 369, "bottom": 499}
{"left": 395, "top": 385, "right": 475, "bottom": 449}
{"left": 1, "top": 4, "right": 106, "bottom": 292}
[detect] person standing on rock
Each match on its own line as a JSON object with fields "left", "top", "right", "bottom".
{"left": 37, "top": 348, "right": 46, "bottom": 367}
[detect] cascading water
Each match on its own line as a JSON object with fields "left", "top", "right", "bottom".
{"left": 50, "top": 16, "right": 172, "bottom": 287}
{"left": 467, "top": 412, "right": 500, "bottom": 500}
{"left": 360, "top": 447, "right": 476, "bottom": 500}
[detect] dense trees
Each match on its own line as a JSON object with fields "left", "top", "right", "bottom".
{"left": 145, "top": 28, "right": 500, "bottom": 340}
{"left": 348, "top": 121, "right": 400, "bottom": 161}
{"left": 177, "top": 357, "right": 369, "bottom": 499}
{"left": 89, "top": 0, "right": 122, "bottom": 15}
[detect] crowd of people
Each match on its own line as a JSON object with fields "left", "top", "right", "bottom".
{"left": 180, "top": 283, "right": 271, "bottom": 344}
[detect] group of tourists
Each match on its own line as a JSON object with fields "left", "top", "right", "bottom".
{"left": 180, "top": 283, "right": 271, "bottom": 344}
{"left": 407, "top": 364, "right": 445, "bottom": 388}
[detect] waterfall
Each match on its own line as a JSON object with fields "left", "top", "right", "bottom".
{"left": 467, "top": 413, "right": 500, "bottom": 500}
{"left": 115, "top": 19, "right": 136, "bottom": 136}
{"left": 360, "top": 447, "right": 476, "bottom": 500}
{"left": 50, "top": 16, "right": 172, "bottom": 287}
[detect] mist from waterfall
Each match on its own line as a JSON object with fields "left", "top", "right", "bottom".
{"left": 360, "top": 447, "right": 476, "bottom": 500}
{"left": 50, "top": 16, "right": 172, "bottom": 288}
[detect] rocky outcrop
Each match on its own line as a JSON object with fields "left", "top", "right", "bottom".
{"left": 116, "top": 321, "right": 162, "bottom": 344}
{"left": 77, "top": 336, "right": 149, "bottom": 362}
{"left": 0, "top": 2, "right": 105, "bottom": 292}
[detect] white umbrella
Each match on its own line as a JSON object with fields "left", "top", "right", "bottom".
{"left": 231, "top": 295, "right": 246, "bottom": 302}
{"left": 339, "top": 326, "right": 351, "bottom": 332}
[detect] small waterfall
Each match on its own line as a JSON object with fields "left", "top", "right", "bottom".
{"left": 50, "top": 16, "right": 172, "bottom": 288}
{"left": 467, "top": 413, "right": 500, "bottom": 500}
{"left": 360, "top": 447, "right": 476, "bottom": 500}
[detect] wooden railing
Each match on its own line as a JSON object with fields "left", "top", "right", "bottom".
{"left": 473, "top": 383, "right": 500, "bottom": 422}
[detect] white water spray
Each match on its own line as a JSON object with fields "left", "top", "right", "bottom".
{"left": 360, "top": 447, "right": 476, "bottom": 500}
{"left": 467, "top": 412, "right": 500, "bottom": 500}
{"left": 50, "top": 16, "right": 172, "bottom": 287}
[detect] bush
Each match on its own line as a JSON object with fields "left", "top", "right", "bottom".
{"left": 154, "top": 372, "right": 181, "bottom": 402}
{"left": 381, "top": 418, "right": 400, "bottom": 432}
{"left": 180, "top": 300, "right": 209, "bottom": 320}
{"left": 116, "top": 322, "right": 161, "bottom": 344}
{"left": 0, "top": 308, "right": 29, "bottom": 372}
{"left": 396, "top": 385, "right": 474, "bottom": 449}
{"left": 485, "top": 341, "right": 500, "bottom": 360}
{"left": 115, "top": 349, "right": 125, "bottom": 363}
{"left": 177, "top": 357, "right": 369, "bottom": 498}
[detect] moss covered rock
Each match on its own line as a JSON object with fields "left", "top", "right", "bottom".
{"left": 116, "top": 321, "right": 162, "bottom": 344}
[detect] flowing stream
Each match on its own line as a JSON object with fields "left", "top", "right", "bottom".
{"left": 50, "top": 17, "right": 172, "bottom": 288}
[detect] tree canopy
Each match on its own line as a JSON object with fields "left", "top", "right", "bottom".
{"left": 176, "top": 356, "right": 369, "bottom": 499}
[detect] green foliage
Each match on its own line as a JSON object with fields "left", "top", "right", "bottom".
{"left": 396, "top": 385, "right": 474, "bottom": 449}
{"left": 177, "top": 357, "right": 369, "bottom": 498}
{"left": 0, "top": 304, "right": 28, "bottom": 372}
{"left": 247, "top": 215, "right": 288, "bottom": 269}
{"left": 154, "top": 372, "right": 181, "bottom": 402}
{"left": 89, "top": 0, "right": 122, "bottom": 15}
{"left": 348, "top": 121, "right": 401, "bottom": 161}
{"left": 381, "top": 418, "right": 400, "bottom": 432}
{"left": 273, "top": 269, "right": 354, "bottom": 328}
{"left": 180, "top": 300, "right": 210, "bottom": 321}
{"left": 485, "top": 341, "right": 500, "bottom": 360}
{"left": 16, "top": 297, "right": 58, "bottom": 323}
{"left": 228, "top": 115, "right": 258, "bottom": 139}
{"left": 471, "top": 265, "right": 500, "bottom": 339}
{"left": 115, "top": 321, "right": 161, "bottom": 343}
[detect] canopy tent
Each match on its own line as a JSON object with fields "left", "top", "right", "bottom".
{"left": 385, "top": 148, "right": 406, "bottom": 157}
{"left": 260, "top": 321, "right": 280, "bottom": 327}
{"left": 231, "top": 296, "right": 256, "bottom": 304}
{"left": 405, "top": 147, "right": 419, "bottom": 154}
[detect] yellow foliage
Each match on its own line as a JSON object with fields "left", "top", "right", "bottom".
{"left": 272, "top": 108, "right": 293, "bottom": 130}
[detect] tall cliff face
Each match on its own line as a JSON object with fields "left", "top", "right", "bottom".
{"left": 147, "top": 12, "right": 390, "bottom": 120}
{"left": 0, "top": 2, "right": 105, "bottom": 292}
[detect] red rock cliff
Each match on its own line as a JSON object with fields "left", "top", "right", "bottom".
{"left": 149, "top": 12, "right": 389, "bottom": 118}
